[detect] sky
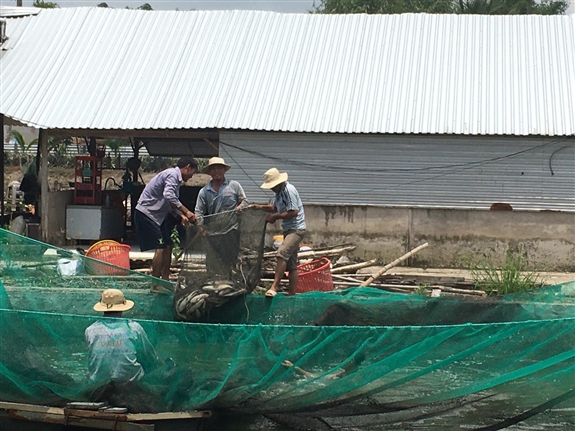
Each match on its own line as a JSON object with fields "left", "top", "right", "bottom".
{"left": 11, "top": 0, "right": 317, "bottom": 13}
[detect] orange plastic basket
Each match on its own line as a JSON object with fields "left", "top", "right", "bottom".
{"left": 87, "top": 239, "right": 121, "bottom": 254}
{"left": 85, "top": 242, "right": 131, "bottom": 276}
{"left": 296, "top": 257, "right": 334, "bottom": 293}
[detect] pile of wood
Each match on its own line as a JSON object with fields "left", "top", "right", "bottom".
{"left": 261, "top": 242, "right": 487, "bottom": 298}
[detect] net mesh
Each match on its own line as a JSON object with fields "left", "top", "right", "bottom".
{"left": 1, "top": 225, "right": 574, "bottom": 429}
{"left": 174, "top": 208, "right": 267, "bottom": 322}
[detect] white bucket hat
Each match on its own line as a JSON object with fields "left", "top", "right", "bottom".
{"left": 260, "top": 168, "right": 288, "bottom": 189}
{"left": 93, "top": 289, "right": 134, "bottom": 312}
{"left": 203, "top": 157, "right": 231, "bottom": 174}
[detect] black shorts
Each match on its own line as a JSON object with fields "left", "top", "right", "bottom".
{"left": 134, "top": 210, "right": 177, "bottom": 251}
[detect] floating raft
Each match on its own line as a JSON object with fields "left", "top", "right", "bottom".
{"left": 0, "top": 401, "right": 211, "bottom": 431}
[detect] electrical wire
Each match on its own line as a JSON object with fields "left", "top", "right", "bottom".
{"left": 216, "top": 138, "right": 571, "bottom": 201}
{"left": 218, "top": 138, "right": 567, "bottom": 176}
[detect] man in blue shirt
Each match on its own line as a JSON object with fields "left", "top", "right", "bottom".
{"left": 135, "top": 157, "right": 198, "bottom": 280}
{"left": 86, "top": 288, "right": 160, "bottom": 411}
{"left": 86, "top": 289, "right": 158, "bottom": 385}
{"left": 254, "top": 168, "right": 306, "bottom": 296}
{"left": 195, "top": 157, "right": 248, "bottom": 279}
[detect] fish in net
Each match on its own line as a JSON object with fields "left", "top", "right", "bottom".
{"left": 174, "top": 207, "right": 267, "bottom": 321}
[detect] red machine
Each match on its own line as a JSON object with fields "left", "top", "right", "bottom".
{"left": 73, "top": 156, "right": 102, "bottom": 205}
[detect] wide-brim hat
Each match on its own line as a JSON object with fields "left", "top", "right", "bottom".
{"left": 203, "top": 157, "right": 231, "bottom": 174}
{"left": 261, "top": 168, "right": 288, "bottom": 189}
{"left": 94, "top": 288, "right": 134, "bottom": 312}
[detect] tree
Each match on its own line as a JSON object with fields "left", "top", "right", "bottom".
{"left": 313, "top": 0, "right": 568, "bottom": 14}
{"left": 457, "top": 0, "right": 568, "bottom": 13}
{"left": 10, "top": 130, "right": 38, "bottom": 172}
{"left": 33, "top": 0, "right": 60, "bottom": 8}
{"left": 315, "top": 0, "right": 453, "bottom": 14}
{"left": 97, "top": 2, "right": 109, "bottom": 7}
{"left": 104, "top": 138, "right": 128, "bottom": 168}
{"left": 137, "top": 3, "right": 153, "bottom": 10}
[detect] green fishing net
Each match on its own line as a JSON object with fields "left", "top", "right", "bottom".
{"left": 1, "top": 224, "right": 574, "bottom": 430}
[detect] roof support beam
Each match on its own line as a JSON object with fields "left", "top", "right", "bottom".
{"left": 47, "top": 129, "right": 219, "bottom": 140}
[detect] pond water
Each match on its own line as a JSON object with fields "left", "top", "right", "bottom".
{"left": 210, "top": 405, "right": 575, "bottom": 431}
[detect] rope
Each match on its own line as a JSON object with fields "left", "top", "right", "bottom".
{"left": 197, "top": 208, "right": 239, "bottom": 219}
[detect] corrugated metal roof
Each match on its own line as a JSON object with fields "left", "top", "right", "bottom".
{"left": 1, "top": 9, "right": 574, "bottom": 135}
{"left": 0, "top": 7, "right": 41, "bottom": 18}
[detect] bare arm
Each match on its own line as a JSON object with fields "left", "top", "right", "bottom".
{"left": 251, "top": 203, "right": 276, "bottom": 213}
{"left": 266, "top": 209, "right": 298, "bottom": 224}
{"left": 282, "top": 360, "right": 316, "bottom": 378}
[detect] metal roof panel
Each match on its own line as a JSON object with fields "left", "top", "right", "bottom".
{"left": 1, "top": 9, "right": 574, "bottom": 135}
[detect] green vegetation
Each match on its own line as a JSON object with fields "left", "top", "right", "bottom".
{"left": 313, "top": 0, "right": 568, "bottom": 15}
{"left": 171, "top": 227, "right": 182, "bottom": 260}
{"left": 471, "top": 249, "right": 542, "bottom": 296}
{"left": 414, "top": 283, "right": 430, "bottom": 296}
{"left": 10, "top": 131, "right": 38, "bottom": 173}
{"left": 33, "top": 0, "right": 60, "bottom": 8}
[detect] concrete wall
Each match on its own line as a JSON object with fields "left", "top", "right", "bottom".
{"left": 266, "top": 205, "right": 575, "bottom": 271}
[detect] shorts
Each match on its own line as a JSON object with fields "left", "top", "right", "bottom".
{"left": 277, "top": 229, "right": 305, "bottom": 271}
{"left": 134, "top": 210, "right": 177, "bottom": 252}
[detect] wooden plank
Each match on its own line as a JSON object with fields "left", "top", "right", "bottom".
{"left": 1, "top": 402, "right": 211, "bottom": 425}
{"left": 127, "top": 411, "right": 212, "bottom": 421}
{"left": 3, "top": 410, "right": 152, "bottom": 430}
{"left": 0, "top": 401, "right": 63, "bottom": 414}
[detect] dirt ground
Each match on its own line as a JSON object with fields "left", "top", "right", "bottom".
{"left": 5, "top": 165, "right": 211, "bottom": 189}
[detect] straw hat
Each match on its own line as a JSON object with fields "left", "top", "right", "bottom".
{"left": 260, "top": 168, "right": 288, "bottom": 189}
{"left": 203, "top": 157, "right": 231, "bottom": 174}
{"left": 93, "top": 289, "right": 134, "bottom": 312}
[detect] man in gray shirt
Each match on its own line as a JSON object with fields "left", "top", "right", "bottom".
{"left": 195, "top": 157, "right": 248, "bottom": 279}
{"left": 135, "top": 157, "right": 197, "bottom": 280}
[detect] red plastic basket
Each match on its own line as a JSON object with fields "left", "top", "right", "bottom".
{"left": 296, "top": 257, "right": 334, "bottom": 293}
{"left": 85, "top": 241, "right": 131, "bottom": 275}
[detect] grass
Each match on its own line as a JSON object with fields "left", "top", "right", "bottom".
{"left": 471, "top": 249, "right": 542, "bottom": 296}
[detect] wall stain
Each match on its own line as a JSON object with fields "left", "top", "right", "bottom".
{"left": 322, "top": 206, "right": 356, "bottom": 226}
{"left": 323, "top": 207, "right": 337, "bottom": 227}
{"left": 339, "top": 207, "right": 354, "bottom": 223}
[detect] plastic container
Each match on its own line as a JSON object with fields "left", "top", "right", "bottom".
{"left": 296, "top": 257, "right": 334, "bottom": 293}
{"left": 273, "top": 235, "right": 284, "bottom": 250}
{"left": 85, "top": 241, "right": 131, "bottom": 275}
{"left": 298, "top": 245, "right": 313, "bottom": 264}
{"left": 57, "top": 258, "right": 85, "bottom": 276}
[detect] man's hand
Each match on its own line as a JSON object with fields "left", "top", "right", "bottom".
{"left": 266, "top": 214, "right": 280, "bottom": 224}
{"left": 180, "top": 211, "right": 196, "bottom": 226}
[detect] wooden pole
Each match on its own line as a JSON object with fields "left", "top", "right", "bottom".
{"left": 360, "top": 242, "right": 429, "bottom": 287}
{"left": 263, "top": 244, "right": 356, "bottom": 259}
{"left": 39, "top": 129, "right": 49, "bottom": 242}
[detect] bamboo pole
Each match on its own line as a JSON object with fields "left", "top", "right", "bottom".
{"left": 263, "top": 245, "right": 356, "bottom": 259}
{"left": 331, "top": 274, "right": 364, "bottom": 283}
{"left": 360, "top": 242, "right": 429, "bottom": 287}
{"left": 331, "top": 259, "right": 378, "bottom": 274}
